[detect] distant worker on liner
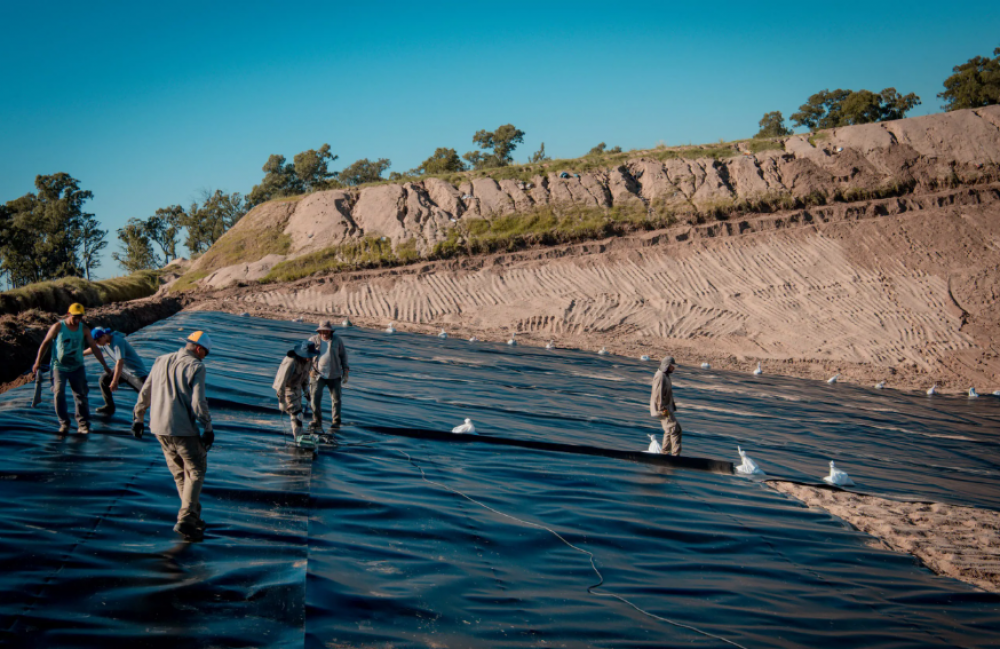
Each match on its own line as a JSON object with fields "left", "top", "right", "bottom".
{"left": 31, "top": 303, "right": 111, "bottom": 435}
{"left": 133, "top": 331, "right": 215, "bottom": 542}
{"left": 85, "top": 327, "right": 148, "bottom": 417}
{"left": 650, "top": 356, "right": 682, "bottom": 456}
{"left": 308, "top": 320, "right": 350, "bottom": 435}
{"left": 273, "top": 340, "right": 320, "bottom": 442}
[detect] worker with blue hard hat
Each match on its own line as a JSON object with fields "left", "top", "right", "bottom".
{"left": 85, "top": 326, "right": 148, "bottom": 417}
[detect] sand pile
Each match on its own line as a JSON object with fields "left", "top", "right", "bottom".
{"left": 770, "top": 481, "right": 1000, "bottom": 593}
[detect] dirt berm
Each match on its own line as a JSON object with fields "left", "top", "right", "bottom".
{"left": 177, "top": 107, "right": 1000, "bottom": 393}
{"left": 0, "top": 296, "right": 188, "bottom": 393}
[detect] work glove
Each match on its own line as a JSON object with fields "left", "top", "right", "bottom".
{"left": 131, "top": 420, "right": 144, "bottom": 439}
{"left": 342, "top": 369, "right": 349, "bottom": 387}
{"left": 201, "top": 429, "right": 215, "bottom": 451}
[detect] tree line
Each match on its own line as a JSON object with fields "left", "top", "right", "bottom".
{"left": 754, "top": 45, "right": 999, "bottom": 138}
{"left": 0, "top": 175, "right": 250, "bottom": 287}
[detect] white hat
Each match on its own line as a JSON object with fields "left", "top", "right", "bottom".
{"left": 186, "top": 330, "right": 214, "bottom": 354}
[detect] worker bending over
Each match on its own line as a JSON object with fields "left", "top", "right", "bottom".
{"left": 273, "top": 340, "right": 320, "bottom": 442}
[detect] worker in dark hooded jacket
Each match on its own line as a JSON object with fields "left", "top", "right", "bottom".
{"left": 273, "top": 340, "right": 320, "bottom": 441}
{"left": 650, "top": 356, "right": 682, "bottom": 455}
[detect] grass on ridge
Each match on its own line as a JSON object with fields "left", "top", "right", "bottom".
{"left": 0, "top": 271, "right": 162, "bottom": 317}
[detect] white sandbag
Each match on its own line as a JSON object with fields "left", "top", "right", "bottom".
{"left": 735, "top": 446, "right": 765, "bottom": 476}
{"left": 644, "top": 434, "right": 662, "bottom": 454}
{"left": 823, "top": 461, "right": 855, "bottom": 487}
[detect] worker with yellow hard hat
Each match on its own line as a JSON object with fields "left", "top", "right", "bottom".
{"left": 32, "top": 303, "right": 112, "bottom": 435}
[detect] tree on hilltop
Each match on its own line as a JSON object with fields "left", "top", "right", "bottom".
{"left": 247, "top": 154, "right": 302, "bottom": 207}
{"left": 939, "top": 46, "right": 1000, "bottom": 111}
{"left": 339, "top": 158, "right": 392, "bottom": 186}
{"left": 112, "top": 219, "right": 160, "bottom": 272}
{"left": 293, "top": 144, "right": 340, "bottom": 192}
{"left": 754, "top": 111, "right": 792, "bottom": 138}
{"left": 790, "top": 88, "right": 921, "bottom": 130}
{"left": 248, "top": 144, "right": 340, "bottom": 207}
{"left": 463, "top": 124, "right": 525, "bottom": 169}
{"left": 414, "top": 148, "right": 466, "bottom": 175}
{"left": 180, "top": 190, "right": 246, "bottom": 255}
{"left": 529, "top": 142, "right": 550, "bottom": 163}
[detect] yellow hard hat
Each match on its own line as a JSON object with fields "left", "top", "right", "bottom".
{"left": 67, "top": 303, "right": 85, "bottom": 316}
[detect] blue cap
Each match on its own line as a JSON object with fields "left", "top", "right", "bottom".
{"left": 91, "top": 327, "right": 111, "bottom": 340}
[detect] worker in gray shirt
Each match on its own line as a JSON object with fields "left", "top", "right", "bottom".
{"left": 308, "top": 320, "right": 349, "bottom": 434}
{"left": 133, "top": 331, "right": 215, "bottom": 541}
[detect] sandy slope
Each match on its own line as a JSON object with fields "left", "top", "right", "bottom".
{"left": 770, "top": 482, "right": 1000, "bottom": 593}
{"left": 195, "top": 184, "right": 1000, "bottom": 393}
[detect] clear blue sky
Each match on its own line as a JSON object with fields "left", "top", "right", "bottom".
{"left": 1, "top": 1, "right": 998, "bottom": 277}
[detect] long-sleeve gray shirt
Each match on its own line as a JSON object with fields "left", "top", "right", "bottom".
{"left": 134, "top": 348, "right": 212, "bottom": 437}
{"left": 309, "top": 334, "right": 349, "bottom": 380}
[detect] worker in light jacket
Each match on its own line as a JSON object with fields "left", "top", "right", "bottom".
{"left": 650, "top": 356, "right": 682, "bottom": 456}
{"left": 308, "top": 320, "right": 349, "bottom": 434}
{"left": 273, "top": 340, "right": 320, "bottom": 441}
{"left": 133, "top": 331, "right": 215, "bottom": 542}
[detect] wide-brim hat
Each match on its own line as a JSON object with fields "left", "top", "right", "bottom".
{"left": 295, "top": 341, "right": 321, "bottom": 358}
{"left": 316, "top": 320, "right": 334, "bottom": 332}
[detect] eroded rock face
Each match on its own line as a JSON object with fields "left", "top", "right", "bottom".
{"left": 285, "top": 190, "right": 356, "bottom": 255}
{"left": 203, "top": 254, "right": 287, "bottom": 288}
{"left": 198, "top": 107, "right": 1000, "bottom": 287}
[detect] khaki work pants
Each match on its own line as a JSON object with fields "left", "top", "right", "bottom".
{"left": 282, "top": 385, "right": 304, "bottom": 434}
{"left": 157, "top": 435, "right": 207, "bottom": 526}
{"left": 310, "top": 376, "right": 342, "bottom": 429}
{"left": 660, "top": 413, "right": 682, "bottom": 456}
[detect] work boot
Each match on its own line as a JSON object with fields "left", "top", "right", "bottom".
{"left": 173, "top": 521, "right": 204, "bottom": 541}
{"left": 78, "top": 422, "right": 90, "bottom": 435}
{"left": 291, "top": 418, "right": 303, "bottom": 438}
{"left": 96, "top": 405, "right": 115, "bottom": 416}
{"left": 57, "top": 421, "right": 70, "bottom": 435}
{"left": 194, "top": 518, "right": 208, "bottom": 531}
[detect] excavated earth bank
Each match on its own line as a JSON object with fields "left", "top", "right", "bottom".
{"left": 177, "top": 106, "right": 1000, "bottom": 394}
{"left": 190, "top": 182, "right": 1000, "bottom": 393}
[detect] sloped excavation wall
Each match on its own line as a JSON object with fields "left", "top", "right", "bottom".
{"left": 192, "top": 106, "right": 1000, "bottom": 288}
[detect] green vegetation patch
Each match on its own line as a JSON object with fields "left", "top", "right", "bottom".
{"left": 264, "top": 236, "right": 407, "bottom": 284}
{"left": 0, "top": 270, "right": 161, "bottom": 317}
{"left": 172, "top": 213, "right": 293, "bottom": 291}
{"left": 431, "top": 202, "right": 673, "bottom": 259}
{"left": 746, "top": 139, "right": 785, "bottom": 154}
